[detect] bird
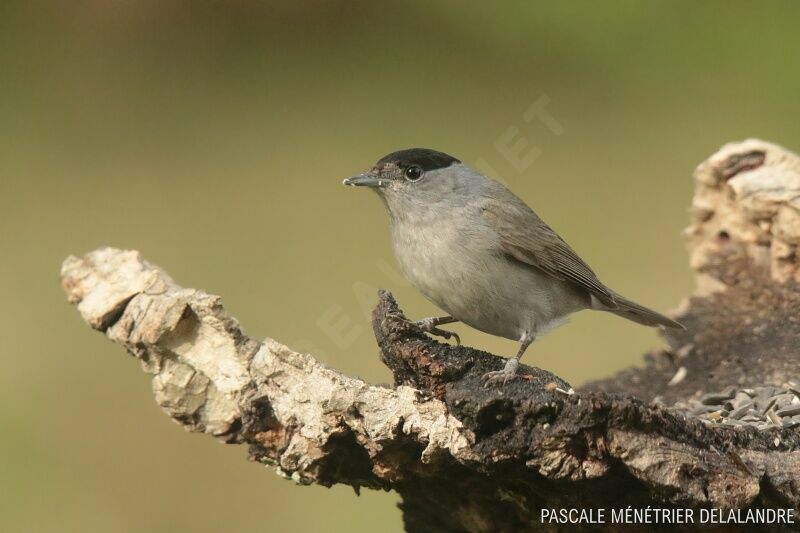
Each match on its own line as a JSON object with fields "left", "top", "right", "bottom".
{"left": 343, "top": 148, "right": 683, "bottom": 386}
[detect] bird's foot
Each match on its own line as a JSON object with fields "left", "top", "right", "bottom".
{"left": 385, "top": 311, "right": 460, "bottom": 345}
{"left": 414, "top": 317, "right": 461, "bottom": 346}
{"left": 482, "top": 358, "right": 520, "bottom": 387}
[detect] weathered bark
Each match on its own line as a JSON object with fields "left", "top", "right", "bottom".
{"left": 61, "top": 139, "right": 800, "bottom": 532}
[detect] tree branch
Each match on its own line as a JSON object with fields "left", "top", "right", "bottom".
{"left": 61, "top": 139, "right": 800, "bottom": 532}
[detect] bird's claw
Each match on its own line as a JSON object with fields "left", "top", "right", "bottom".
{"left": 415, "top": 318, "right": 461, "bottom": 346}
{"left": 481, "top": 358, "right": 520, "bottom": 388}
{"left": 481, "top": 370, "right": 517, "bottom": 387}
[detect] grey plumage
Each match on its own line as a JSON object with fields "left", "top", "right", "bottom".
{"left": 344, "top": 148, "right": 682, "bottom": 385}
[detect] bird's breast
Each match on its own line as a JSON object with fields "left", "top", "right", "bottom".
{"left": 390, "top": 216, "right": 515, "bottom": 336}
{"left": 391, "top": 215, "right": 479, "bottom": 293}
{"left": 389, "top": 214, "right": 588, "bottom": 340}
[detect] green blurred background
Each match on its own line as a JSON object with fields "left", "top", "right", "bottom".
{"left": 2, "top": 1, "right": 799, "bottom": 531}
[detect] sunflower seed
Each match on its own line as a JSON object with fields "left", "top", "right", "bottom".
{"left": 701, "top": 388, "right": 736, "bottom": 405}
{"left": 728, "top": 401, "right": 754, "bottom": 420}
{"left": 777, "top": 404, "right": 800, "bottom": 417}
{"left": 766, "top": 408, "right": 783, "bottom": 426}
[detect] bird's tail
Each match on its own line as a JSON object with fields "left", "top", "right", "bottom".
{"left": 593, "top": 293, "right": 684, "bottom": 329}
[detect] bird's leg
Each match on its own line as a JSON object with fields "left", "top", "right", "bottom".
{"left": 414, "top": 315, "right": 461, "bottom": 345}
{"left": 482, "top": 331, "right": 535, "bottom": 387}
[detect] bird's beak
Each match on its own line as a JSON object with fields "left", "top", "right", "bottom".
{"left": 342, "top": 173, "right": 388, "bottom": 188}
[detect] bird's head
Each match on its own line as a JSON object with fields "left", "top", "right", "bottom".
{"left": 343, "top": 148, "right": 467, "bottom": 216}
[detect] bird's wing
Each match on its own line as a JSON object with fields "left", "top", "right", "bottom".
{"left": 480, "top": 196, "right": 618, "bottom": 308}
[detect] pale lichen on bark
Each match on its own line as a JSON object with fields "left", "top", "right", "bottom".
{"left": 61, "top": 249, "right": 472, "bottom": 486}
{"left": 687, "top": 138, "right": 800, "bottom": 291}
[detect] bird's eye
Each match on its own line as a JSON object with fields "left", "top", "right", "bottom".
{"left": 404, "top": 166, "right": 423, "bottom": 181}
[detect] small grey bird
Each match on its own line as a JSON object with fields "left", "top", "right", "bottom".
{"left": 344, "top": 148, "right": 683, "bottom": 385}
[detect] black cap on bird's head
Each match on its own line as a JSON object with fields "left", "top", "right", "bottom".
{"left": 344, "top": 148, "right": 460, "bottom": 188}
{"left": 375, "top": 148, "right": 460, "bottom": 172}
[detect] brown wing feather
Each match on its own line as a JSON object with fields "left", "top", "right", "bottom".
{"left": 481, "top": 197, "right": 618, "bottom": 308}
